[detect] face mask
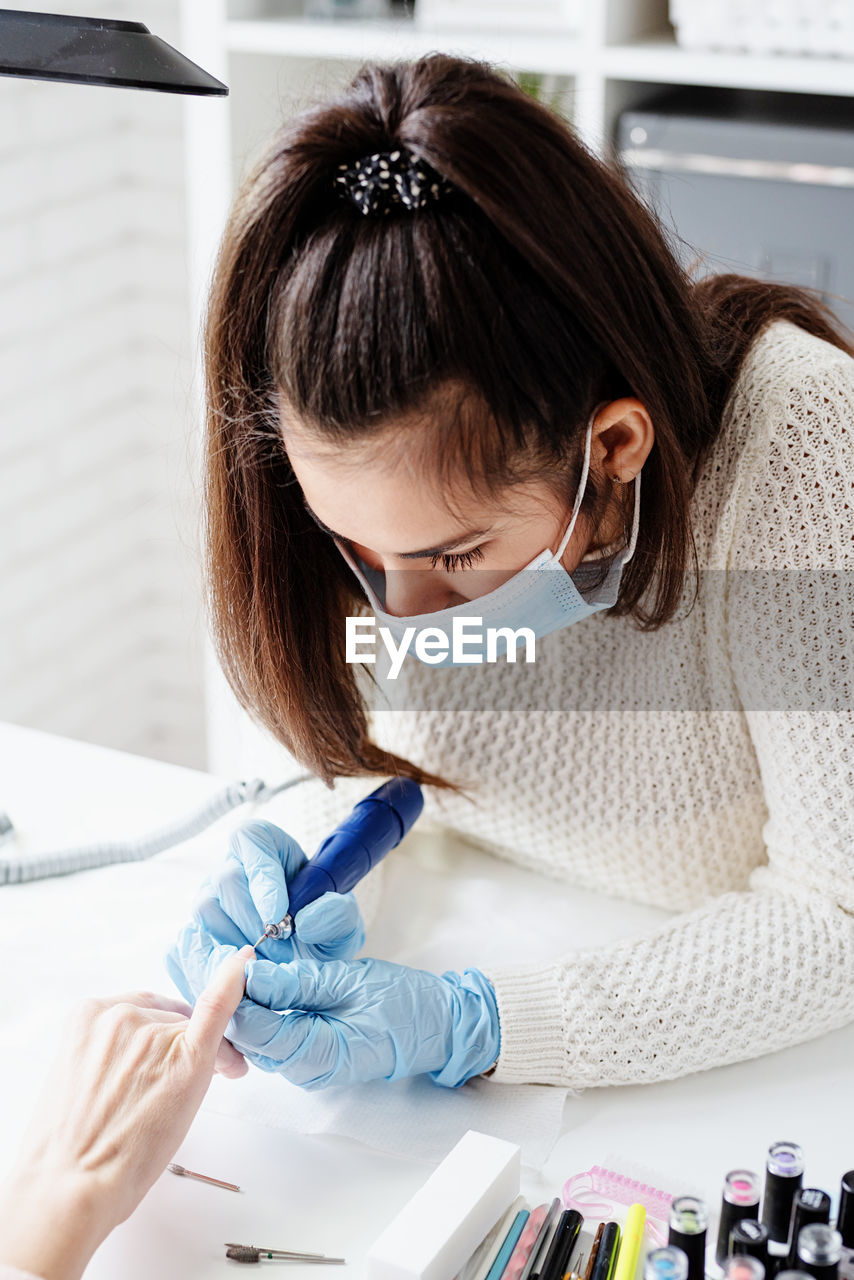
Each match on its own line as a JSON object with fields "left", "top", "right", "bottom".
{"left": 337, "top": 409, "right": 641, "bottom": 668}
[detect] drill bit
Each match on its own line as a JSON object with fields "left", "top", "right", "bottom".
{"left": 225, "top": 1243, "right": 345, "bottom": 1264}
{"left": 168, "top": 1162, "right": 240, "bottom": 1192}
{"left": 253, "top": 914, "right": 295, "bottom": 949}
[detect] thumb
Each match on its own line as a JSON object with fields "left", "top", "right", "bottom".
{"left": 294, "top": 892, "right": 364, "bottom": 949}
{"left": 184, "top": 945, "right": 254, "bottom": 1063}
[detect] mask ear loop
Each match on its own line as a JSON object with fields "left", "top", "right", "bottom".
{"left": 335, "top": 539, "right": 386, "bottom": 612}
{"left": 552, "top": 406, "right": 644, "bottom": 568}
{"left": 552, "top": 413, "right": 595, "bottom": 563}
{"left": 622, "top": 469, "right": 642, "bottom": 566}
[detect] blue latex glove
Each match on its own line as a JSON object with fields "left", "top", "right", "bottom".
{"left": 227, "top": 954, "right": 501, "bottom": 1089}
{"left": 166, "top": 820, "right": 365, "bottom": 1004}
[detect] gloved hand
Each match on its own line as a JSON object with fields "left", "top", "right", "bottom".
{"left": 229, "top": 954, "right": 501, "bottom": 1089}
{"left": 166, "top": 820, "right": 365, "bottom": 1006}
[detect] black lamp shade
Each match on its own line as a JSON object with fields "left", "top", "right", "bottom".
{"left": 0, "top": 8, "right": 228, "bottom": 94}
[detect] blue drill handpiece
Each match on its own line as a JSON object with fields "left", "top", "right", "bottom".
{"left": 253, "top": 777, "right": 424, "bottom": 946}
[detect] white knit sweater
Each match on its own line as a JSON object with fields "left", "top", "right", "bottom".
{"left": 289, "top": 318, "right": 854, "bottom": 1089}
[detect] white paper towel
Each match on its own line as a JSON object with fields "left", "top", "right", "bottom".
{"left": 204, "top": 1070, "right": 567, "bottom": 1170}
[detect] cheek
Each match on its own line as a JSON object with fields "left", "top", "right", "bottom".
{"left": 348, "top": 542, "right": 382, "bottom": 574}
{"left": 455, "top": 564, "right": 521, "bottom": 599}
{"left": 351, "top": 545, "right": 519, "bottom": 606}
{"left": 479, "top": 522, "right": 560, "bottom": 575}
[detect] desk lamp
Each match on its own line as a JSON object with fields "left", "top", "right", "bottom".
{"left": 0, "top": 7, "right": 227, "bottom": 94}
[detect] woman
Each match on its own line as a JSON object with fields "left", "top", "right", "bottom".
{"left": 169, "top": 53, "right": 854, "bottom": 1090}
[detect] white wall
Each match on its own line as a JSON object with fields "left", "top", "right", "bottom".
{"left": 0, "top": 0, "right": 207, "bottom": 767}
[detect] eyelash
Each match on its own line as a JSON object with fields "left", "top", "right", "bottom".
{"left": 429, "top": 546, "right": 486, "bottom": 572}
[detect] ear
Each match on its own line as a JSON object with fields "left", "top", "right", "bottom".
{"left": 590, "top": 399, "right": 654, "bottom": 483}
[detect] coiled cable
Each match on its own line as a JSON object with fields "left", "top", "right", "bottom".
{"left": 0, "top": 774, "right": 313, "bottom": 886}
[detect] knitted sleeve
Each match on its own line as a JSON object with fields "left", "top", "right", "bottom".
{"left": 483, "top": 335, "right": 854, "bottom": 1086}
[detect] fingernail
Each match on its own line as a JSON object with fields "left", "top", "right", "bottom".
{"left": 238, "top": 945, "right": 256, "bottom": 960}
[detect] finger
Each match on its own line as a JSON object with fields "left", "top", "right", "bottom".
{"left": 193, "top": 874, "right": 260, "bottom": 951}
{"left": 215, "top": 1038, "right": 248, "bottom": 1078}
{"left": 115, "top": 1006, "right": 244, "bottom": 1081}
{"left": 233, "top": 1044, "right": 294, "bottom": 1075}
{"left": 230, "top": 1038, "right": 313, "bottom": 1077}
{"left": 98, "top": 991, "right": 193, "bottom": 1018}
{"left": 216, "top": 1059, "right": 249, "bottom": 1080}
{"left": 227, "top": 1002, "right": 340, "bottom": 1086}
{"left": 165, "top": 945, "right": 197, "bottom": 1006}
{"left": 294, "top": 892, "right": 365, "bottom": 959}
{"left": 169, "top": 924, "right": 234, "bottom": 1001}
{"left": 137, "top": 1008, "right": 189, "bottom": 1027}
{"left": 229, "top": 821, "right": 308, "bottom": 925}
{"left": 244, "top": 956, "right": 363, "bottom": 1012}
{"left": 234, "top": 820, "right": 308, "bottom": 883}
{"left": 185, "top": 946, "right": 255, "bottom": 1064}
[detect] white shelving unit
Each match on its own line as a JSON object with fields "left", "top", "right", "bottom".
{"left": 222, "top": 15, "right": 854, "bottom": 94}
{"left": 177, "top": 0, "right": 854, "bottom": 773}
{"left": 226, "top": 15, "right": 585, "bottom": 66}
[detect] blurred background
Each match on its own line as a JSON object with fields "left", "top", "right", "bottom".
{"left": 2, "top": 0, "right": 853, "bottom": 780}
{"left": 0, "top": 2, "right": 202, "bottom": 768}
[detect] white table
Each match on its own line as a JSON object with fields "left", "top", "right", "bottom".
{"left": 0, "top": 723, "right": 850, "bottom": 1279}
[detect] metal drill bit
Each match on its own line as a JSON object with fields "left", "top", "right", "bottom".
{"left": 225, "top": 1243, "right": 345, "bottom": 1264}
{"left": 253, "top": 914, "right": 295, "bottom": 949}
{"left": 168, "top": 1162, "right": 240, "bottom": 1192}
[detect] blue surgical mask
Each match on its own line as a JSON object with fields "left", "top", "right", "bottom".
{"left": 338, "top": 410, "right": 641, "bottom": 667}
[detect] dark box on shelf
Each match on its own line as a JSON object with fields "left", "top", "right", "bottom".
{"left": 617, "top": 86, "right": 854, "bottom": 334}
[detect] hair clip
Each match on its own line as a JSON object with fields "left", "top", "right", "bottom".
{"left": 333, "top": 147, "right": 455, "bottom": 217}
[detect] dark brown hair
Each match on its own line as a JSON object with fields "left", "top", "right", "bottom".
{"left": 204, "top": 53, "right": 854, "bottom": 786}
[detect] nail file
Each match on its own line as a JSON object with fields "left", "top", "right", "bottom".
{"left": 463, "top": 1197, "right": 528, "bottom": 1280}
{"left": 367, "top": 1130, "right": 521, "bottom": 1280}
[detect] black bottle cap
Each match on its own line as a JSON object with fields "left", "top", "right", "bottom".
{"left": 669, "top": 1197, "right": 708, "bottom": 1280}
{"left": 732, "top": 1220, "right": 770, "bottom": 1264}
{"left": 763, "top": 1145, "right": 805, "bottom": 1245}
{"left": 786, "top": 1190, "right": 832, "bottom": 1270}
{"left": 718, "top": 1174, "right": 762, "bottom": 1266}
{"left": 838, "top": 1173, "right": 854, "bottom": 1249}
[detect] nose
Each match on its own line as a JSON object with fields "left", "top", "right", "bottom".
{"left": 382, "top": 566, "right": 464, "bottom": 617}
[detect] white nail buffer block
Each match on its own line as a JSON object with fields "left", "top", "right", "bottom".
{"left": 366, "top": 1129, "right": 521, "bottom": 1280}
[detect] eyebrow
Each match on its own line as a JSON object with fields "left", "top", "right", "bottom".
{"left": 304, "top": 502, "right": 491, "bottom": 560}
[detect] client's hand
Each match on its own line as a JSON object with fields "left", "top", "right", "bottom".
{"left": 0, "top": 946, "right": 252, "bottom": 1280}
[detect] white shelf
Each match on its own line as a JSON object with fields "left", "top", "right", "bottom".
{"left": 225, "top": 15, "right": 854, "bottom": 96}
{"left": 604, "top": 30, "right": 854, "bottom": 96}
{"left": 226, "top": 15, "right": 588, "bottom": 72}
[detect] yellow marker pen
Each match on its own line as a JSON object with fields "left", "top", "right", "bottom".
{"left": 613, "top": 1204, "right": 646, "bottom": 1280}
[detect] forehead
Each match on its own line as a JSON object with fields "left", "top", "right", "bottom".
{"left": 282, "top": 418, "right": 491, "bottom": 551}
{"left": 277, "top": 376, "right": 495, "bottom": 482}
